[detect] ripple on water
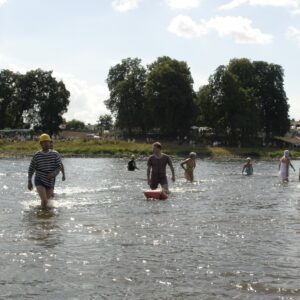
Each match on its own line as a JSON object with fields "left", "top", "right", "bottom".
{"left": 0, "top": 158, "right": 300, "bottom": 299}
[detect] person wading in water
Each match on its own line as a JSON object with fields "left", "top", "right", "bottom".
{"left": 28, "top": 134, "right": 62, "bottom": 208}
{"left": 147, "top": 142, "right": 175, "bottom": 194}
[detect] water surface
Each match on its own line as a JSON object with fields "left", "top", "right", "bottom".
{"left": 0, "top": 158, "right": 299, "bottom": 299}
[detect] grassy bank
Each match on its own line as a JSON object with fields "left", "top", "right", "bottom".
{"left": 0, "top": 139, "right": 299, "bottom": 159}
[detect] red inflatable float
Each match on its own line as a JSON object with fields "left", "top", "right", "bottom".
{"left": 143, "top": 190, "right": 168, "bottom": 200}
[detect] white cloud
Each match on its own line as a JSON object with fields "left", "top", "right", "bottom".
{"left": 0, "top": 54, "right": 109, "bottom": 124}
{"left": 54, "top": 72, "right": 109, "bottom": 124}
{"left": 165, "top": 0, "right": 200, "bottom": 10}
{"left": 112, "top": 0, "right": 139, "bottom": 12}
{"left": 0, "top": 0, "right": 7, "bottom": 7}
{"left": 219, "top": 0, "right": 248, "bottom": 10}
{"left": 168, "top": 15, "right": 273, "bottom": 44}
{"left": 168, "top": 15, "right": 207, "bottom": 38}
{"left": 287, "top": 26, "right": 300, "bottom": 47}
{"left": 219, "top": 0, "right": 300, "bottom": 12}
{"left": 206, "top": 16, "right": 273, "bottom": 44}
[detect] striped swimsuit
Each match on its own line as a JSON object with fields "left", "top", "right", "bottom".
{"left": 28, "top": 150, "right": 62, "bottom": 188}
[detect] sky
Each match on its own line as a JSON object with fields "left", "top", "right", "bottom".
{"left": 1, "top": 0, "right": 300, "bottom": 124}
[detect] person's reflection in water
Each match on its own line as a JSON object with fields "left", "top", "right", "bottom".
{"left": 22, "top": 207, "right": 62, "bottom": 249}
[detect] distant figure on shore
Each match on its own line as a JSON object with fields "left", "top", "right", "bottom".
{"left": 180, "top": 152, "right": 197, "bottom": 182}
{"left": 242, "top": 157, "right": 253, "bottom": 176}
{"left": 127, "top": 155, "right": 139, "bottom": 171}
{"left": 50, "top": 140, "right": 66, "bottom": 196}
{"left": 28, "top": 134, "right": 62, "bottom": 209}
{"left": 147, "top": 142, "right": 175, "bottom": 194}
{"left": 279, "top": 150, "right": 295, "bottom": 182}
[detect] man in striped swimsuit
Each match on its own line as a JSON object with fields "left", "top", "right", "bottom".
{"left": 28, "top": 134, "right": 62, "bottom": 209}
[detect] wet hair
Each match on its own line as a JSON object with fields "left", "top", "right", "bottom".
{"left": 189, "top": 152, "right": 196, "bottom": 158}
{"left": 153, "top": 142, "right": 162, "bottom": 149}
{"left": 284, "top": 150, "right": 289, "bottom": 158}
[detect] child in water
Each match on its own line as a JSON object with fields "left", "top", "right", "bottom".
{"left": 180, "top": 152, "right": 197, "bottom": 182}
{"left": 242, "top": 157, "right": 253, "bottom": 175}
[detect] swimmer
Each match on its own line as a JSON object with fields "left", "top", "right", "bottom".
{"left": 180, "top": 152, "right": 197, "bottom": 182}
{"left": 242, "top": 157, "right": 253, "bottom": 176}
{"left": 279, "top": 150, "right": 295, "bottom": 182}
{"left": 127, "top": 155, "right": 139, "bottom": 171}
{"left": 147, "top": 142, "right": 175, "bottom": 194}
{"left": 28, "top": 134, "right": 62, "bottom": 209}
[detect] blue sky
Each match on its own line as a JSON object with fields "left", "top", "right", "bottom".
{"left": 1, "top": 0, "right": 300, "bottom": 123}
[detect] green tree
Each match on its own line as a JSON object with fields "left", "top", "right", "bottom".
{"left": 23, "top": 69, "right": 70, "bottom": 135}
{"left": 209, "top": 65, "right": 248, "bottom": 144}
{"left": 196, "top": 58, "right": 289, "bottom": 145}
{"left": 227, "top": 58, "right": 261, "bottom": 144}
{"left": 105, "top": 58, "right": 148, "bottom": 135}
{"left": 65, "top": 119, "right": 86, "bottom": 130}
{"left": 0, "top": 70, "right": 19, "bottom": 129}
{"left": 97, "top": 114, "right": 113, "bottom": 131}
{"left": 145, "top": 56, "right": 196, "bottom": 137}
{"left": 253, "top": 61, "right": 290, "bottom": 140}
{"left": 7, "top": 72, "right": 36, "bottom": 128}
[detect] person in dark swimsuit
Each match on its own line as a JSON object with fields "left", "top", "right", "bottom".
{"left": 147, "top": 142, "right": 175, "bottom": 193}
{"left": 128, "top": 155, "right": 139, "bottom": 171}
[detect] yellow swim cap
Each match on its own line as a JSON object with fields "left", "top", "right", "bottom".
{"left": 39, "top": 133, "right": 51, "bottom": 142}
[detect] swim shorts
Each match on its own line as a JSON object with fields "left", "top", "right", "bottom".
{"left": 150, "top": 176, "right": 168, "bottom": 190}
{"left": 34, "top": 177, "right": 52, "bottom": 189}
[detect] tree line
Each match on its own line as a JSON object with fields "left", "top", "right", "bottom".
{"left": 0, "top": 57, "right": 290, "bottom": 145}
{"left": 105, "top": 57, "right": 290, "bottom": 145}
{"left": 0, "top": 69, "right": 70, "bottom": 135}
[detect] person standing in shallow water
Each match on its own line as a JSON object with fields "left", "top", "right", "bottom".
{"left": 180, "top": 152, "right": 197, "bottom": 182}
{"left": 28, "top": 134, "right": 62, "bottom": 208}
{"left": 279, "top": 150, "right": 295, "bottom": 182}
{"left": 242, "top": 157, "right": 253, "bottom": 176}
{"left": 127, "top": 155, "right": 139, "bottom": 171}
{"left": 147, "top": 142, "right": 175, "bottom": 194}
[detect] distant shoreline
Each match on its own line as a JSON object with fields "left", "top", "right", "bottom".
{"left": 0, "top": 140, "right": 299, "bottom": 160}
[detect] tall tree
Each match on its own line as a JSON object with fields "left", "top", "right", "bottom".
{"left": 105, "top": 58, "right": 148, "bottom": 135}
{"left": 0, "top": 70, "right": 19, "bottom": 129}
{"left": 23, "top": 69, "right": 70, "bottom": 135}
{"left": 196, "top": 58, "right": 289, "bottom": 145}
{"left": 253, "top": 61, "right": 290, "bottom": 140}
{"left": 0, "top": 68, "right": 70, "bottom": 134}
{"left": 145, "top": 56, "right": 196, "bottom": 137}
{"left": 6, "top": 73, "right": 35, "bottom": 128}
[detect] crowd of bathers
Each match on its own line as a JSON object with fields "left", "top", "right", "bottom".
{"left": 28, "top": 134, "right": 298, "bottom": 208}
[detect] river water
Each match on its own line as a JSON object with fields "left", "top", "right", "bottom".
{"left": 0, "top": 157, "right": 299, "bottom": 300}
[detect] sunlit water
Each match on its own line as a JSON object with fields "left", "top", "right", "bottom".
{"left": 0, "top": 158, "right": 299, "bottom": 299}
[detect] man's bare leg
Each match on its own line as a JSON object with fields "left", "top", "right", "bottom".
{"left": 36, "top": 186, "right": 50, "bottom": 209}
{"left": 47, "top": 188, "right": 54, "bottom": 200}
{"left": 162, "top": 184, "right": 170, "bottom": 194}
